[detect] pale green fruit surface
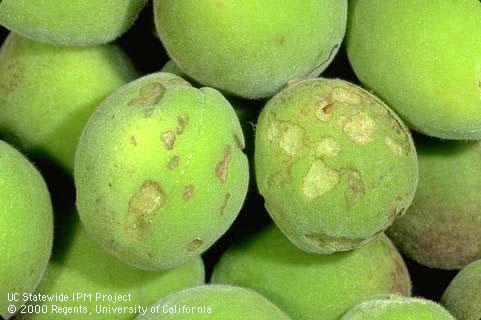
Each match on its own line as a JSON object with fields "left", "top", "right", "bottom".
{"left": 0, "top": 0, "right": 147, "bottom": 45}
{"left": 212, "top": 225, "right": 411, "bottom": 320}
{"left": 0, "top": 140, "right": 53, "bottom": 319}
{"left": 347, "top": 0, "right": 481, "bottom": 139}
{"left": 18, "top": 215, "right": 205, "bottom": 320}
{"left": 341, "top": 296, "right": 454, "bottom": 320}
{"left": 137, "top": 285, "right": 292, "bottom": 320}
{"left": 388, "top": 139, "right": 481, "bottom": 270}
{"left": 255, "top": 78, "right": 418, "bottom": 254}
{"left": 154, "top": 0, "right": 347, "bottom": 99}
{"left": 75, "top": 73, "right": 249, "bottom": 271}
{"left": 0, "top": 33, "right": 137, "bottom": 172}
{"left": 442, "top": 259, "right": 481, "bottom": 320}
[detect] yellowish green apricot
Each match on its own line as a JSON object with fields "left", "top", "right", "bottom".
{"left": 18, "top": 214, "right": 205, "bottom": 320}
{"left": 442, "top": 259, "right": 481, "bottom": 320}
{"left": 255, "top": 78, "right": 418, "bottom": 254}
{"left": 75, "top": 72, "right": 249, "bottom": 271}
{"left": 212, "top": 225, "right": 411, "bottom": 320}
{"left": 341, "top": 296, "right": 454, "bottom": 320}
{"left": 137, "top": 285, "right": 292, "bottom": 320}
{"left": 388, "top": 139, "right": 481, "bottom": 270}
{"left": 0, "top": 140, "right": 53, "bottom": 319}
{"left": 347, "top": 0, "right": 481, "bottom": 139}
{"left": 154, "top": 0, "right": 347, "bottom": 99}
{"left": 0, "top": 33, "right": 137, "bottom": 172}
{"left": 0, "top": 0, "right": 147, "bottom": 45}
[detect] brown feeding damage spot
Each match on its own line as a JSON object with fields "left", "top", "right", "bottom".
{"left": 343, "top": 112, "right": 376, "bottom": 145}
{"left": 161, "top": 130, "right": 176, "bottom": 150}
{"left": 234, "top": 134, "right": 245, "bottom": 150}
{"left": 304, "top": 232, "right": 366, "bottom": 253}
{"left": 331, "top": 87, "right": 363, "bottom": 105}
{"left": 168, "top": 156, "right": 179, "bottom": 169}
{"left": 219, "top": 193, "right": 231, "bottom": 216}
{"left": 125, "top": 180, "right": 166, "bottom": 240}
{"left": 183, "top": 185, "right": 194, "bottom": 201}
{"left": 342, "top": 169, "right": 365, "bottom": 207}
{"left": 216, "top": 146, "right": 232, "bottom": 183}
{"left": 315, "top": 98, "right": 335, "bottom": 122}
{"left": 187, "top": 239, "right": 203, "bottom": 252}
{"left": 176, "top": 113, "right": 189, "bottom": 135}
{"left": 130, "top": 136, "right": 138, "bottom": 146}
{"left": 385, "top": 136, "right": 404, "bottom": 156}
{"left": 302, "top": 160, "right": 340, "bottom": 200}
{"left": 128, "top": 82, "right": 166, "bottom": 108}
{"left": 267, "top": 115, "right": 306, "bottom": 156}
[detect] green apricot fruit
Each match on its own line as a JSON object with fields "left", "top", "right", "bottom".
{"left": 388, "top": 139, "right": 481, "bottom": 270}
{"left": 341, "top": 296, "right": 454, "bottom": 320}
{"left": 0, "top": 33, "right": 137, "bottom": 172}
{"left": 442, "top": 259, "right": 481, "bottom": 320}
{"left": 212, "top": 225, "right": 411, "bottom": 320}
{"left": 154, "top": 0, "right": 347, "bottom": 99}
{"left": 0, "top": 0, "right": 147, "bottom": 46}
{"left": 137, "top": 285, "right": 291, "bottom": 320}
{"left": 346, "top": 0, "right": 481, "bottom": 139}
{"left": 0, "top": 140, "right": 53, "bottom": 319}
{"left": 75, "top": 72, "right": 249, "bottom": 271}
{"left": 255, "top": 78, "right": 418, "bottom": 254}
{"left": 18, "top": 214, "right": 205, "bottom": 320}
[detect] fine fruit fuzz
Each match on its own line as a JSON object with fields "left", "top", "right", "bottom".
{"left": 212, "top": 225, "right": 411, "bottom": 320}
{"left": 347, "top": 0, "right": 481, "bottom": 139}
{"left": 0, "top": 140, "right": 53, "bottom": 319}
{"left": 441, "top": 259, "right": 481, "bottom": 320}
{"left": 137, "top": 285, "right": 292, "bottom": 320}
{"left": 0, "top": 0, "right": 147, "bottom": 45}
{"left": 0, "top": 33, "right": 137, "bottom": 172}
{"left": 18, "top": 214, "right": 205, "bottom": 320}
{"left": 341, "top": 296, "right": 455, "bottom": 320}
{"left": 154, "top": 0, "right": 348, "bottom": 99}
{"left": 75, "top": 72, "right": 249, "bottom": 271}
{"left": 255, "top": 78, "right": 418, "bottom": 254}
{"left": 388, "top": 138, "right": 481, "bottom": 270}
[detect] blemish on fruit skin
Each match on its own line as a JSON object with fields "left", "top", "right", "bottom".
{"left": 187, "top": 239, "right": 203, "bottom": 252}
{"left": 343, "top": 112, "right": 376, "bottom": 145}
{"left": 315, "top": 99, "right": 334, "bottom": 122}
{"left": 331, "top": 87, "right": 363, "bottom": 104}
{"left": 183, "top": 185, "right": 194, "bottom": 201}
{"left": 128, "top": 82, "right": 166, "bottom": 107}
{"left": 125, "top": 180, "right": 166, "bottom": 240}
{"left": 316, "top": 138, "right": 340, "bottom": 157}
{"left": 343, "top": 169, "right": 365, "bottom": 207}
{"left": 234, "top": 134, "right": 245, "bottom": 150}
{"left": 161, "top": 130, "right": 176, "bottom": 150}
{"left": 267, "top": 116, "right": 305, "bottom": 156}
{"left": 168, "top": 156, "right": 179, "bottom": 169}
{"left": 303, "top": 232, "right": 365, "bottom": 252}
{"left": 385, "top": 136, "right": 403, "bottom": 156}
{"left": 303, "top": 160, "right": 340, "bottom": 200}
{"left": 219, "top": 193, "right": 231, "bottom": 216}
{"left": 267, "top": 165, "right": 293, "bottom": 188}
{"left": 216, "top": 146, "right": 232, "bottom": 183}
{"left": 130, "top": 136, "right": 138, "bottom": 146}
{"left": 176, "top": 113, "right": 189, "bottom": 135}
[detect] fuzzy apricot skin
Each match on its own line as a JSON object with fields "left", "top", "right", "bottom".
{"left": 154, "top": 0, "right": 347, "bottom": 99}
{"left": 347, "top": 0, "right": 481, "bottom": 139}
{"left": 75, "top": 73, "right": 249, "bottom": 271}
{"left": 212, "top": 225, "right": 411, "bottom": 320}
{"left": 0, "top": 141, "right": 53, "bottom": 319}
{"left": 341, "top": 296, "right": 454, "bottom": 320}
{"left": 255, "top": 78, "right": 418, "bottom": 254}
{"left": 388, "top": 139, "right": 481, "bottom": 270}
{"left": 0, "top": 0, "right": 147, "bottom": 45}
